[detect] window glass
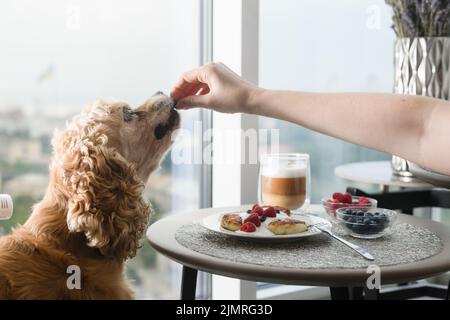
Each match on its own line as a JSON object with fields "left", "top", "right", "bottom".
{"left": 259, "top": 0, "right": 394, "bottom": 201}
{"left": 0, "top": 0, "right": 203, "bottom": 299}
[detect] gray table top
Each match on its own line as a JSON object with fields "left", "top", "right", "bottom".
{"left": 334, "top": 161, "right": 432, "bottom": 188}
{"left": 147, "top": 205, "right": 450, "bottom": 287}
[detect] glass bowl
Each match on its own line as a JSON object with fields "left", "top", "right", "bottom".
{"left": 321, "top": 196, "right": 377, "bottom": 220}
{"left": 335, "top": 207, "right": 398, "bottom": 239}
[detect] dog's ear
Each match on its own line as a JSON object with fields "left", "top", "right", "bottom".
{"left": 62, "top": 139, "right": 150, "bottom": 261}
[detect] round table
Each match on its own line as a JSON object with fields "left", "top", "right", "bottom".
{"left": 147, "top": 205, "right": 450, "bottom": 300}
{"left": 334, "top": 161, "right": 432, "bottom": 191}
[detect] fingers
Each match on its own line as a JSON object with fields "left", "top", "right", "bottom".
{"left": 197, "top": 83, "right": 210, "bottom": 95}
{"left": 176, "top": 94, "right": 210, "bottom": 110}
{"left": 183, "top": 83, "right": 209, "bottom": 98}
{"left": 171, "top": 66, "right": 209, "bottom": 101}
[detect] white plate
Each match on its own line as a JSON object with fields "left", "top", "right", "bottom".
{"left": 201, "top": 211, "right": 331, "bottom": 242}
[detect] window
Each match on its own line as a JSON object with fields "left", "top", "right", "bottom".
{"left": 259, "top": 0, "right": 393, "bottom": 201}
{"left": 0, "top": 0, "right": 207, "bottom": 299}
{"left": 255, "top": 0, "right": 393, "bottom": 297}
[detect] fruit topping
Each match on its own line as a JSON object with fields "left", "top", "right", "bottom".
{"left": 251, "top": 205, "right": 264, "bottom": 216}
{"left": 252, "top": 204, "right": 261, "bottom": 211}
{"left": 263, "top": 206, "right": 277, "bottom": 218}
{"left": 240, "top": 222, "right": 257, "bottom": 232}
{"left": 244, "top": 213, "right": 261, "bottom": 227}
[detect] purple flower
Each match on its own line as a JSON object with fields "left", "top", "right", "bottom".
{"left": 386, "top": 0, "right": 450, "bottom": 37}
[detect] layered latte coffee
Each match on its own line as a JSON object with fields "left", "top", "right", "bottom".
{"left": 261, "top": 165, "right": 307, "bottom": 210}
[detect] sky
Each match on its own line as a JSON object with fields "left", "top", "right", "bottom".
{"left": 0, "top": 0, "right": 200, "bottom": 116}
{"left": 0, "top": 0, "right": 396, "bottom": 115}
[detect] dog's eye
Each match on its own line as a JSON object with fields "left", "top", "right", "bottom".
{"left": 123, "top": 108, "right": 135, "bottom": 122}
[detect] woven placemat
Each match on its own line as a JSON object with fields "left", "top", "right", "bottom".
{"left": 175, "top": 223, "right": 443, "bottom": 269}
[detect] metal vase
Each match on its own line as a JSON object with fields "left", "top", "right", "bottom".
{"left": 392, "top": 37, "right": 450, "bottom": 177}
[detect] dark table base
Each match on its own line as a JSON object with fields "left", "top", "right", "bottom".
{"left": 181, "top": 265, "right": 449, "bottom": 300}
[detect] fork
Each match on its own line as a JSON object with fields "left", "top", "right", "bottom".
{"left": 312, "top": 222, "right": 375, "bottom": 261}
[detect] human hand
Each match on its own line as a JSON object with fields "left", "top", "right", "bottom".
{"left": 171, "top": 62, "right": 259, "bottom": 113}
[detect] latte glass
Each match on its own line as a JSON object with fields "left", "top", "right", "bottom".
{"left": 258, "top": 153, "right": 311, "bottom": 212}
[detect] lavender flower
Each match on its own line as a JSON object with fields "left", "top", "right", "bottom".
{"left": 386, "top": 0, "right": 450, "bottom": 37}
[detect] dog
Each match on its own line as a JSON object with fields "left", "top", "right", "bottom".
{"left": 0, "top": 93, "right": 180, "bottom": 299}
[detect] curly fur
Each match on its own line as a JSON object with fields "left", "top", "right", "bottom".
{"left": 0, "top": 96, "right": 179, "bottom": 299}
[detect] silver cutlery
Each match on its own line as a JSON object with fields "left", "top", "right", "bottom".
{"left": 312, "top": 222, "right": 375, "bottom": 261}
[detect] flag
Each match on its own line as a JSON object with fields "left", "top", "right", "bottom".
{"left": 37, "top": 64, "right": 55, "bottom": 84}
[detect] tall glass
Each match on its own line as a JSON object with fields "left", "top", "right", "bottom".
{"left": 258, "top": 153, "right": 311, "bottom": 212}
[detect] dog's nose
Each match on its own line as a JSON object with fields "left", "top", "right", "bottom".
{"left": 153, "top": 91, "right": 165, "bottom": 97}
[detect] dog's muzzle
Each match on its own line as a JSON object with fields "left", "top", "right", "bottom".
{"left": 154, "top": 108, "right": 180, "bottom": 140}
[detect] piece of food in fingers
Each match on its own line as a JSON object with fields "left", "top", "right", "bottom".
{"left": 220, "top": 214, "right": 243, "bottom": 231}
{"left": 266, "top": 218, "right": 308, "bottom": 235}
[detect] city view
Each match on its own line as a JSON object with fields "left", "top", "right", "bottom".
{"left": 0, "top": 0, "right": 202, "bottom": 299}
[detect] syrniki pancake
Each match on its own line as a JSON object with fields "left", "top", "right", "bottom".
{"left": 220, "top": 213, "right": 243, "bottom": 231}
{"left": 266, "top": 218, "right": 308, "bottom": 235}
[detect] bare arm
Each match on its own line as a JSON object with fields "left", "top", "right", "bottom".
{"left": 172, "top": 63, "right": 450, "bottom": 175}
{"left": 250, "top": 90, "right": 450, "bottom": 174}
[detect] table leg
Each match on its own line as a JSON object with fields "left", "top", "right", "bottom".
{"left": 380, "top": 185, "right": 389, "bottom": 194}
{"left": 364, "top": 287, "right": 380, "bottom": 300}
{"left": 329, "top": 287, "right": 350, "bottom": 300}
{"left": 181, "top": 265, "right": 198, "bottom": 300}
{"left": 446, "top": 279, "right": 450, "bottom": 300}
{"left": 350, "top": 287, "right": 364, "bottom": 300}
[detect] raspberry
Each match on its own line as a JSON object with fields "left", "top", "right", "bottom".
{"left": 252, "top": 204, "right": 261, "bottom": 211}
{"left": 244, "top": 213, "right": 261, "bottom": 227}
{"left": 240, "top": 222, "right": 257, "bottom": 232}
{"left": 358, "top": 197, "right": 369, "bottom": 204}
{"left": 327, "top": 199, "right": 341, "bottom": 215}
{"left": 263, "top": 206, "right": 277, "bottom": 218}
{"left": 252, "top": 206, "right": 264, "bottom": 216}
{"left": 342, "top": 193, "right": 353, "bottom": 204}
{"left": 332, "top": 192, "right": 345, "bottom": 203}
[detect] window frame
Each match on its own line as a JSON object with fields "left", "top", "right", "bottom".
{"left": 209, "top": 0, "right": 325, "bottom": 300}
{"left": 195, "top": 0, "right": 214, "bottom": 300}
{"left": 210, "top": 0, "right": 260, "bottom": 300}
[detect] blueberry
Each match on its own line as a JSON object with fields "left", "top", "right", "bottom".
{"left": 275, "top": 209, "right": 280, "bottom": 214}
{"left": 374, "top": 212, "right": 380, "bottom": 216}
{"left": 365, "top": 212, "right": 374, "bottom": 217}
{"left": 345, "top": 209, "right": 353, "bottom": 215}
{"left": 247, "top": 210, "right": 252, "bottom": 214}
{"left": 357, "top": 211, "right": 365, "bottom": 216}
{"left": 260, "top": 216, "right": 267, "bottom": 222}
{"left": 348, "top": 217, "right": 357, "bottom": 224}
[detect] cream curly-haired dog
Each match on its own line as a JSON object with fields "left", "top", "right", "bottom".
{"left": 0, "top": 93, "right": 180, "bottom": 299}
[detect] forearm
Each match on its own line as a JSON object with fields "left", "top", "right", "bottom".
{"left": 249, "top": 89, "right": 448, "bottom": 172}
